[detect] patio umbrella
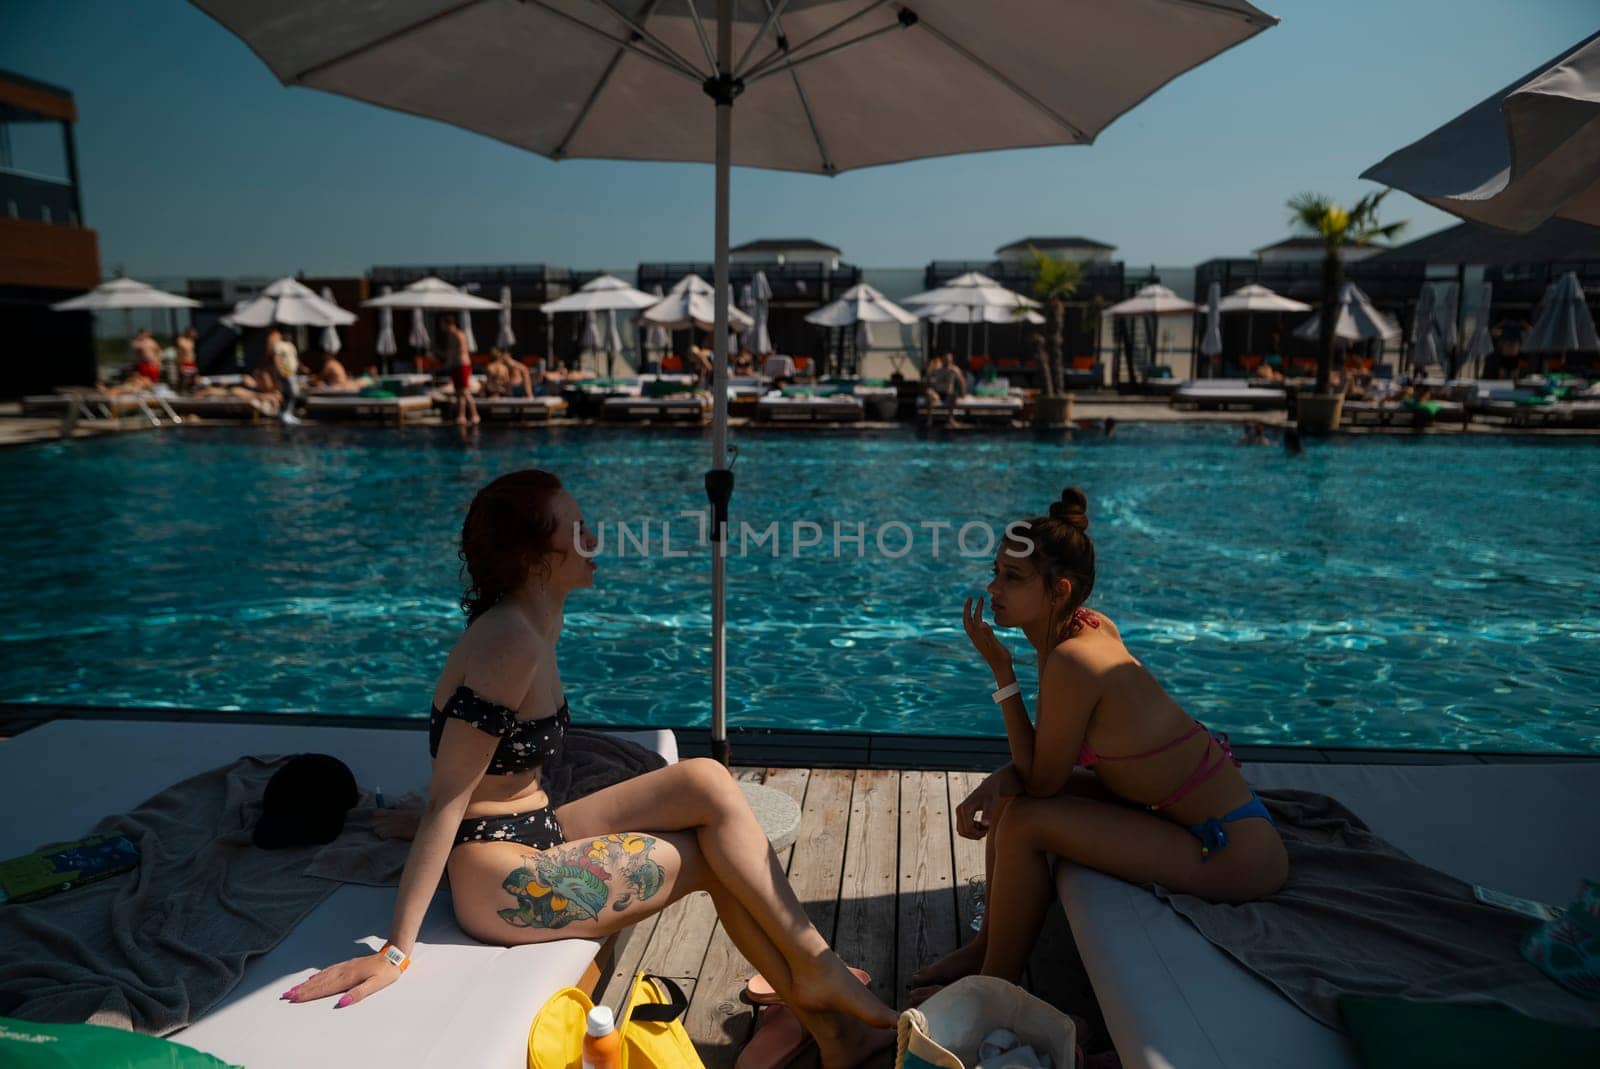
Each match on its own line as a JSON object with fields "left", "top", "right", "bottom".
{"left": 905, "top": 272, "right": 1038, "bottom": 364}
{"left": 1106, "top": 283, "right": 1196, "bottom": 317}
{"left": 1217, "top": 282, "right": 1310, "bottom": 357}
{"left": 806, "top": 283, "right": 920, "bottom": 328}
{"left": 1410, "top": 284, "right": 1439, "bottom": 372}
{"left": 1524, "top": 271, "right": 1600, "bottom": 371}
{"left": 458, "top": 309, "right": 479, "bottom": 354}
{"left": 1362, "top": 29, "right": 1600, "bottom": 232}
{"left": 1199, "top": 281, "right": 1223, "bottom": 368}
{"left": 319, "top": 287, "right": 343, "bottom": 355}
{"left": 50, "top": 276, "right": 199, "bottom": 311}
{"left": 642, "top": 274, "right": 753, "bottom": 333}
{"left": 195, "top": 0, "right": 1280, "bottom": 762}
{"left": 496, "top": 286, "right": 517, "bottom": 350}
{"left": 540, "top": 274, "right": 658, "bottom": 314}
{"left": 374, "top": 286, "right": 398, "bottom": 372}
{"left": 749, "top": 271, "right": 774, "bottom": 356}
{"left": 1463, "top": 283, "right": 1495, "bottom": 378}
{"left": 1293, "top": 282, "right": 1401, "bottom": 343}
{"left": 227, "top": 277, "right": 355, "bottom": 328}
{"left": 363, "top": 276, "right": 500, "bottom": 311}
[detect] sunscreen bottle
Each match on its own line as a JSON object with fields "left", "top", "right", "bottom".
{"left": 582, "top": 1006, "right": 621, "bottom": 1069}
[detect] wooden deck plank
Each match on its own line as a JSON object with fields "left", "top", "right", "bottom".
{"left": 833, "top": 769, "right": 900, "bottom": 1008}
{"left": 948, "top": 770, "right": 988, "bottom": 939}
{"left": 895, "top": 771, "right": 959, "bottom": 1000}
{"left": 682, "top": 768, "right": 775, "bottom": 1069}
{"left": 784, "top": 768, "right": 855, "bottom": 941}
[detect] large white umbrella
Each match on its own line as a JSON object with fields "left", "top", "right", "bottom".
{"left": 227, "top": 277, "right": 355, "bottom": 328}
{"left": 642, "top": 274, "right": 753, "bottom": 333}
{"left": 539, "top": 274, "right": 658, "bottom": 314}
{"left": 374, "top": 285, "right": 398, "bottom": 370}
{"left": 1524, "top": 271, "right": 1600, "bottom": 361}
{"left": 749, "top": 271, "right": 774, "bottom": 356}
{"left": 1362, "top": 30, "right": 1600, "bottom": 232}
{"left": 1293, "top": 282, "right": 1401, "bottom": 343}
{"left": 1410, "top": 284, "right": 1439, "bottom": 372}
{"left": 905, "top": 271, "right": 1039, "bottom": 311}
{"left": 1199, "top": 281, "right": 1223, "bottom": 368}
{"left": 1217, "top": 282, "right": 1311, "bottom": 359}
{"left": 50, "top": 277, "right": 199, "bottom": 311}
{"left": 319, "top": 286, "right": 343, "bottom": 355}
{"left": 496, "top": 286, "right": 516, "bottom": 350}
{"left": 363, "top": 275, "right": 500, "bottom": 311}
{"left": 1463, "top": 282, "right": 1495, "bottom": 378}
{"left": 1106, "top": 283, "right": 1196, "bottom": 317}
{"left": 806, "top": 282, "right": 920, "bottom": 328}
{"left": 916, "top": 303, "right": 1044, "bottom": 325}
{"left": 195, "top": 0, "right": 1280, "bottom": 760}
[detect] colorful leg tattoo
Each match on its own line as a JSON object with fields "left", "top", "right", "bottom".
{"left": 498, "top": 833, "right": 667, "bottom": 929}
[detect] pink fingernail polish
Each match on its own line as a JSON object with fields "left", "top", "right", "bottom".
{"left": 335, "top": 995, "right": 352, "bottom": 1009}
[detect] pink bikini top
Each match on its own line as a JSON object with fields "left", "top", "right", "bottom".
{"left": 1065, "top": 606, "right": 1241, "bottom": 810}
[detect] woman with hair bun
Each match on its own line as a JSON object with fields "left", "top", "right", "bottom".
{"left": 284, "top": 470, "right": 898, "bottom": 1067}
{"left": 911, "top": 486, "right": 1288, "bottom": 999}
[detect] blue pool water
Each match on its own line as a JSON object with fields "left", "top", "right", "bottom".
{"left": 1, "top": 424, "right": 1596, "bottom": 752}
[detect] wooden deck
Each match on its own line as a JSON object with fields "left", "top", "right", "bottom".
{"left": 591, "top": 767, "right": 1105, "bottom": 1069}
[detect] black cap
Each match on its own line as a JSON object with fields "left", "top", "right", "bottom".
{"left": 252, "top": 753, "right": 359, "bottom": 849}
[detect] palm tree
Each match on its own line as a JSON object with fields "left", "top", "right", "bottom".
{"left": 1023, "top": 247, "right": 1084, "bottom": 397}
{"left": 1286, "top": 191, "right": 1407, "bottom": 394}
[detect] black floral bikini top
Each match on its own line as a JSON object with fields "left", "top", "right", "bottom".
{"left": 428, "top": 685, "right": 569, "bottom": 775}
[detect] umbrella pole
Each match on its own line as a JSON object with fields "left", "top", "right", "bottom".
{"left": 706, "top": 0, "right": 735, "bottom": 766}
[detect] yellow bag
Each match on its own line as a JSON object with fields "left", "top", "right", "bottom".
{"left": 530, "top": 972, "right": 706, "bottom": 1069}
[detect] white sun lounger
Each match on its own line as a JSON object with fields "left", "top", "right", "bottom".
{"left": 1171, "top": 380, "right": 1288, "bottom": 411}
{"left": 22, "top": 389, "right": 183, "bottom": 426}
{"left": 0, "top": 717, "right": 677, "bottom": 1069}
{"left": 305, "top": 394, "right": 433, "bottom": 425}
{"left": 754, "top": 394, "right": 865, "bottom": 423}
{"left": 602, "top": 394, "right": 712, "bottom": 424}
{"left": 1059, "top": 759, "right": 1600, "bottom": 1069}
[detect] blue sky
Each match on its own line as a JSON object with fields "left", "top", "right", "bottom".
{"left": 4, "top": 1, "right": 1595, "bottom": 279}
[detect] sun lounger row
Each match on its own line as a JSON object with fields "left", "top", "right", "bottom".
{"left": 1170, "top": 379, "right": 1290, "bottom": 411}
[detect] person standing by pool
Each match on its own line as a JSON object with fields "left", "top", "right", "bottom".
{"left": 909, "top": 487, "right": 1288, "bottom": 1001}
{"left": 279, "top": 471, "right": 898, "bottom": 1068}
{"left": 175, "top": 327, "right": 199, "bottom": 393}
{"left": 267, "top": 328, "right": 301, "bottom": 425}
{"left": 444, "top": 316, "right": 480, "bottom": 426}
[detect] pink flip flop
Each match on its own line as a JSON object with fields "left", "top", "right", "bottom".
{"left": 744, "top": 966, "right": 872, "bottom": 1006}
{"left": 735, "top": 1005, "right": 812, "bottom": 1069}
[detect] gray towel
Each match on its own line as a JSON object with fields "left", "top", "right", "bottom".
{"left": 0, "top": 755, "right": 408, "bottom": 1035}
{"left": 1153, "top": 788, "right": 1600, "bottom": 1031}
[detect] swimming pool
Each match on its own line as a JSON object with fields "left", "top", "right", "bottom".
{"left": 1, "top": 424, "right": 1596, "bottom": 752}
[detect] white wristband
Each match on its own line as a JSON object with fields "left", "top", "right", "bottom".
{"left": 991, "top": 682, "right": 1021, "bottom": 704}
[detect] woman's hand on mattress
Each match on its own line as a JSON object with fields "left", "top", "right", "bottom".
{"left": 281, "top": 952, "right": 401, "bottom": 1008}
{"left": 963, "top": 597, "right": 1014, "bottom": 681}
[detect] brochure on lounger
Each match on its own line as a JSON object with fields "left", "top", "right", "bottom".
{"left": 0, "top": 833, "right": 140, "bottom": 905}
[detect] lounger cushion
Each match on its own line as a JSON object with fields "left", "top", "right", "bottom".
{"left": 1059, "top": 761, "right": 1600, "bottom": 1069}
{"left": 0, "top": 718, "right": 677, "bottom": 1069}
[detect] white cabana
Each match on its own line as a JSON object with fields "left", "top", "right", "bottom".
{"left": 50, "top": 277, "right": 199, "bottom": 312}
{"left": 1524, "top": 271, "right": 1600, "bottom": 361}
{"left": 538, "top": 274, "right": 657, "bottom": 315}
{"left": 363, "top": 276, "right": 500, "bottom": 311}
{"left": 1293, "top": 282, "right": 1401, "bottom": 343}
{"left": 1216, "top": 283, "right": 1311, "bottom": 359}
{"left": 1106, "top": 284, "right": 1196, "bottom": 317}
{"left": 199, "top": 0, "right": 1280, "bottom": 763}
{"left": 318, "top": 287, "right": 343, "bottom": 355}
{"left": 495, "top": 286, "right": 516, "bottom": 351}
{"left": 1363, "top": 29, "right": 1600, "bottom": 232}
{"left": 641, "top": 285, "right": 671, "bottom": 367}
{"left": 227, "top": 278, "right": 355, "bottom": 328}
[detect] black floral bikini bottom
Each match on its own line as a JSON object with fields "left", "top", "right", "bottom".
{"left": 454, "top": 806, "right": 565, "bottom": 849}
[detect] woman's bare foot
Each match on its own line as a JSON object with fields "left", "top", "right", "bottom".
{"left": 799, "top": 1007, "right": 897, "bottom": 1069}
{"left": 908, "top": 938, "right": 985, "bottom": 989}
{"left": 789, "top": 956, "right": 899, "bottom": 1028}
